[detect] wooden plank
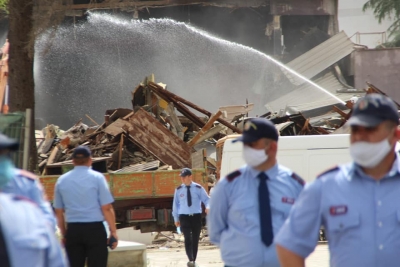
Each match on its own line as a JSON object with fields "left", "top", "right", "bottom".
{"left": 109, "top": 108, "right": 134, "bottom": 121}
{"left": 85, "top": 114, "right": 99, "bottom": 126}
{"left": 194, "top": 125, "right": 225, "bottom": 145}
{"left": 128, "top": 108, "right": 191, "bottom": 169}
{"left": 150, "top": 85, "right": 206, "bottom": 128}
{"left": 219, "top": 103, "right": 254, "bottom": 122}
{"left": 104, "top": 118, "right": 130, "bottom": 136}
{"left": 118, "top": 135, "right": 124, "bottom": 170}
{"left": 47, "top": 146, "right": 59, "bottom": 165}
{"left": 114, "top": 160, "right": 161, "bottom": 173}
{"left": 165, "top": 102, "right": 184, "bottom": 139}
{"left": 188, "top": 110, "right": 222, "bottom": 147}
{"left": 46, "top": 157, "right": 111, "bottom": 167}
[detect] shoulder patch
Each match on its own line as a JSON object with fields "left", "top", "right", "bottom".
{"left": 291, "top": 172, "right": 305, "bottom": 186}
{"left": 176, "top": 185, "right": 182, "bottom": 190}
{"left": 195, "top": 185, "right": 201, "bottom": 189}
{"left": 227, "top": 170, "right": 241, "bottom": 182}
{"left": 317, "top": 166, "right": 340, "bottom": 179}
{"left": 17, "top": 169, "right": 38, "bottom": 180}
{"left": 12, "top": 195, "right": 37, "bottom": 206}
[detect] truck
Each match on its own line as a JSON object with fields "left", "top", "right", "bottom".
{"left": 216, "top": 134, "right": 352, "bottom": 183}
{"left": 40, "top": 167, "right": 208, "bottom": 233}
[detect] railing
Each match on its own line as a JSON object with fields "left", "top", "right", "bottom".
{"left": 350, "top": 31, "right": 387, "bottom": 45}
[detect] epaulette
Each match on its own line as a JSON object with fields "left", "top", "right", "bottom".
{"left": 227, "top": 170, "right": 241, "bottom": 182}
{"left": 176, "top": 185, "right": 183, "bottom": 190}
{"left": 17, "top": 169, "right": 38, "bottom": 180}
{"left": 291, "top": 172, "right": 305, "bottom": 186}
{"left": 317, "top": 166, "right": 339, "bottom": 179}
{"left": 12, "top": 195, "right": 37, "bottom": 206}
{"left": 195, "top": 185, "right": 201, "bottom": 189}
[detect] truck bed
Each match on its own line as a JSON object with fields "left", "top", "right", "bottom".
{"left": 40, "top": 169, "right": 207, "bottom": 201}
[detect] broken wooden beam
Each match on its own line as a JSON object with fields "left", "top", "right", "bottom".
{"left": 188, "top": 110, "right": 222, "bottom": 147}
{"left": 114, "top": 160, "right": 161, "bottom": 173}
{"left": 104, "top": 118, "right": 130, "bottom": 137}
{"left": 332, "top": 106, "right": 349, "bottom": 118}
{"left": 165, "top": 102, "right": 185, "bottom": 140}
{"left": 149, "top": 84, "right": 206, "bottom": 128}
{"left": 85, "top": 114, "right": 99, "bottom": 126}
{"left": 118, "top": 135, "right": 124, "bottom": 170}
{"left": 194, "top": 124, "right": 225, "bottom": 145}
{"left": 148, "top": 82, "right": 242, "bottom": 133}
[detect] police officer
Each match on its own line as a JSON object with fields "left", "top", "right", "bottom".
{"left": 208, "top": 118, "right": 304, "bottom": 267}
{"left": 172, "top": 168, "right": 210, "bottom": 267}
{"left": 54, "top": 146, "right": 118, "bottom": 267}
{"left": 0, "top": 192, "right": 68, "bottom": 267}
{"left": 275, "top": 94, "right": 400, "bottom": 267}
{"left": 0, "top": 133, "right": 56, "bottom": 228}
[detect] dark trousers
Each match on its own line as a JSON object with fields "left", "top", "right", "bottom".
{"left": 66, "top": 222, "right": 108, "bottom": 267}
{"left": 179, "top": 213, "right": 202, "bottom": 262}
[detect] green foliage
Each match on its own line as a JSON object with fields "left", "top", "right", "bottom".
{"left": 0, "top": 0, "right": 7, "bottom": 14}
{"left": 378, "top": 32, "right": 400, "bottom": 47}
{"left": 363, "top": 0, "right": 400, "bottom": 37}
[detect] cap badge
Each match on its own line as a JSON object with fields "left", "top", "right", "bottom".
{"left": 244, "top": 121, "right": 257, "bottom": 131}
{"left": 358, "top": 99, "right": 368, "bottom": 110}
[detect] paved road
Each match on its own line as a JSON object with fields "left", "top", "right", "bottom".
{"left": 147, "top": 243, "right": 329, "bottom": 267}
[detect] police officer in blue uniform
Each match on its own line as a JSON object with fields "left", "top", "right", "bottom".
{"left": 276, "top": 94, "right": 400, "bottom": 267}
{"left": 208, "top": 118, "right": 304, "bottom": 267}
{"left": 172, "top": 168, "right": 210, "bottom": 267}
{"left": 0, "top": 133, "right": 56, "bottom": 228}
{"left": 0, "top": 192, "right": 68, "bottom": 267}
{"left": 54, "top": 146, "right": 118, "bottom": 267}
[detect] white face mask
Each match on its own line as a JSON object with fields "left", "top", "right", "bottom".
{"left": 242, "top": 145, "right": 268, "bottom": 167}
{"left": 350, "top": 138, "right": 392, "bottom": 168}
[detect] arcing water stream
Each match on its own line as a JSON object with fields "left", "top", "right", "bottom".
{"left": 34, "top": 13, "right": 344, "bottom": 129}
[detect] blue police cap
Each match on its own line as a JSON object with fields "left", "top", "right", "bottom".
{"left": 179, "top": 168, "right": 192, "bottom": 177}
{"left": 0, "top": 133, "right": 19, "bottom": 151}
{"left": 348, "top": 94, "right": 399, "bottom": 127}
{"left": 233, "top": 118, "right": 279, "bottom": 143}
{"left": 72, "top": 146, "right": 91, "bottom": 159}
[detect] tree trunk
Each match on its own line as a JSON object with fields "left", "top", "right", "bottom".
{"left": 8, "top": 0, "right": 37, "bottom": 172}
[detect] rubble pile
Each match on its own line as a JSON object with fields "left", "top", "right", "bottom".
{"left": 36, "top": 75, "right": 241, "bottom": 175}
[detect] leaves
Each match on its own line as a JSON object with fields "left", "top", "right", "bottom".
{"left": 363, "top": 0, "right": 400, "bottom": 37}
{"left": 0, "top": 0, "right": 8, "bottom": 14}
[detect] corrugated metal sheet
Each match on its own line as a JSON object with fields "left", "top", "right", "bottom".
{"left": 285, "top": 31, "right": 354, "bottom": 85}
{"left": 266, "top": 72, "right": 362, "bottom": 113}
{"left": 114, "top": 160, "right": 160, "bottom": 173}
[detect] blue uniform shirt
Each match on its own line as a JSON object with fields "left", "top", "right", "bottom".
{"left": 276, "top": 157, "right": 400, "bottom": 267}
{"left": 1, "top": 168, "right": 56, "bottom": 229}
{"left": 172, "top": 181, "right": 210, "bottom": 222}
{"left": 54, "top": 166, "right": 114, "bottom": 222}
{"left": 0, "top": 193, "right": 68, "bottom": 267}
{"left": 208, "top": 164, "right": 304, "bottom": 267}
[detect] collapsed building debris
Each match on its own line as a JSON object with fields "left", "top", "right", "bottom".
{"left": 37, "top": 74, "right": 390, "bottom": 176}
{"left": 36, "top": 75, "right": 243, "bottom": 175}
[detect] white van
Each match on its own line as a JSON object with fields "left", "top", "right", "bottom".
{"left": 217, "top": 134, "right": 352, "bottom": 183}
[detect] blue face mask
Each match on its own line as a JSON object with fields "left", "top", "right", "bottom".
{"left": 0, "top": 156, "right": 14, "bottom": 188}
